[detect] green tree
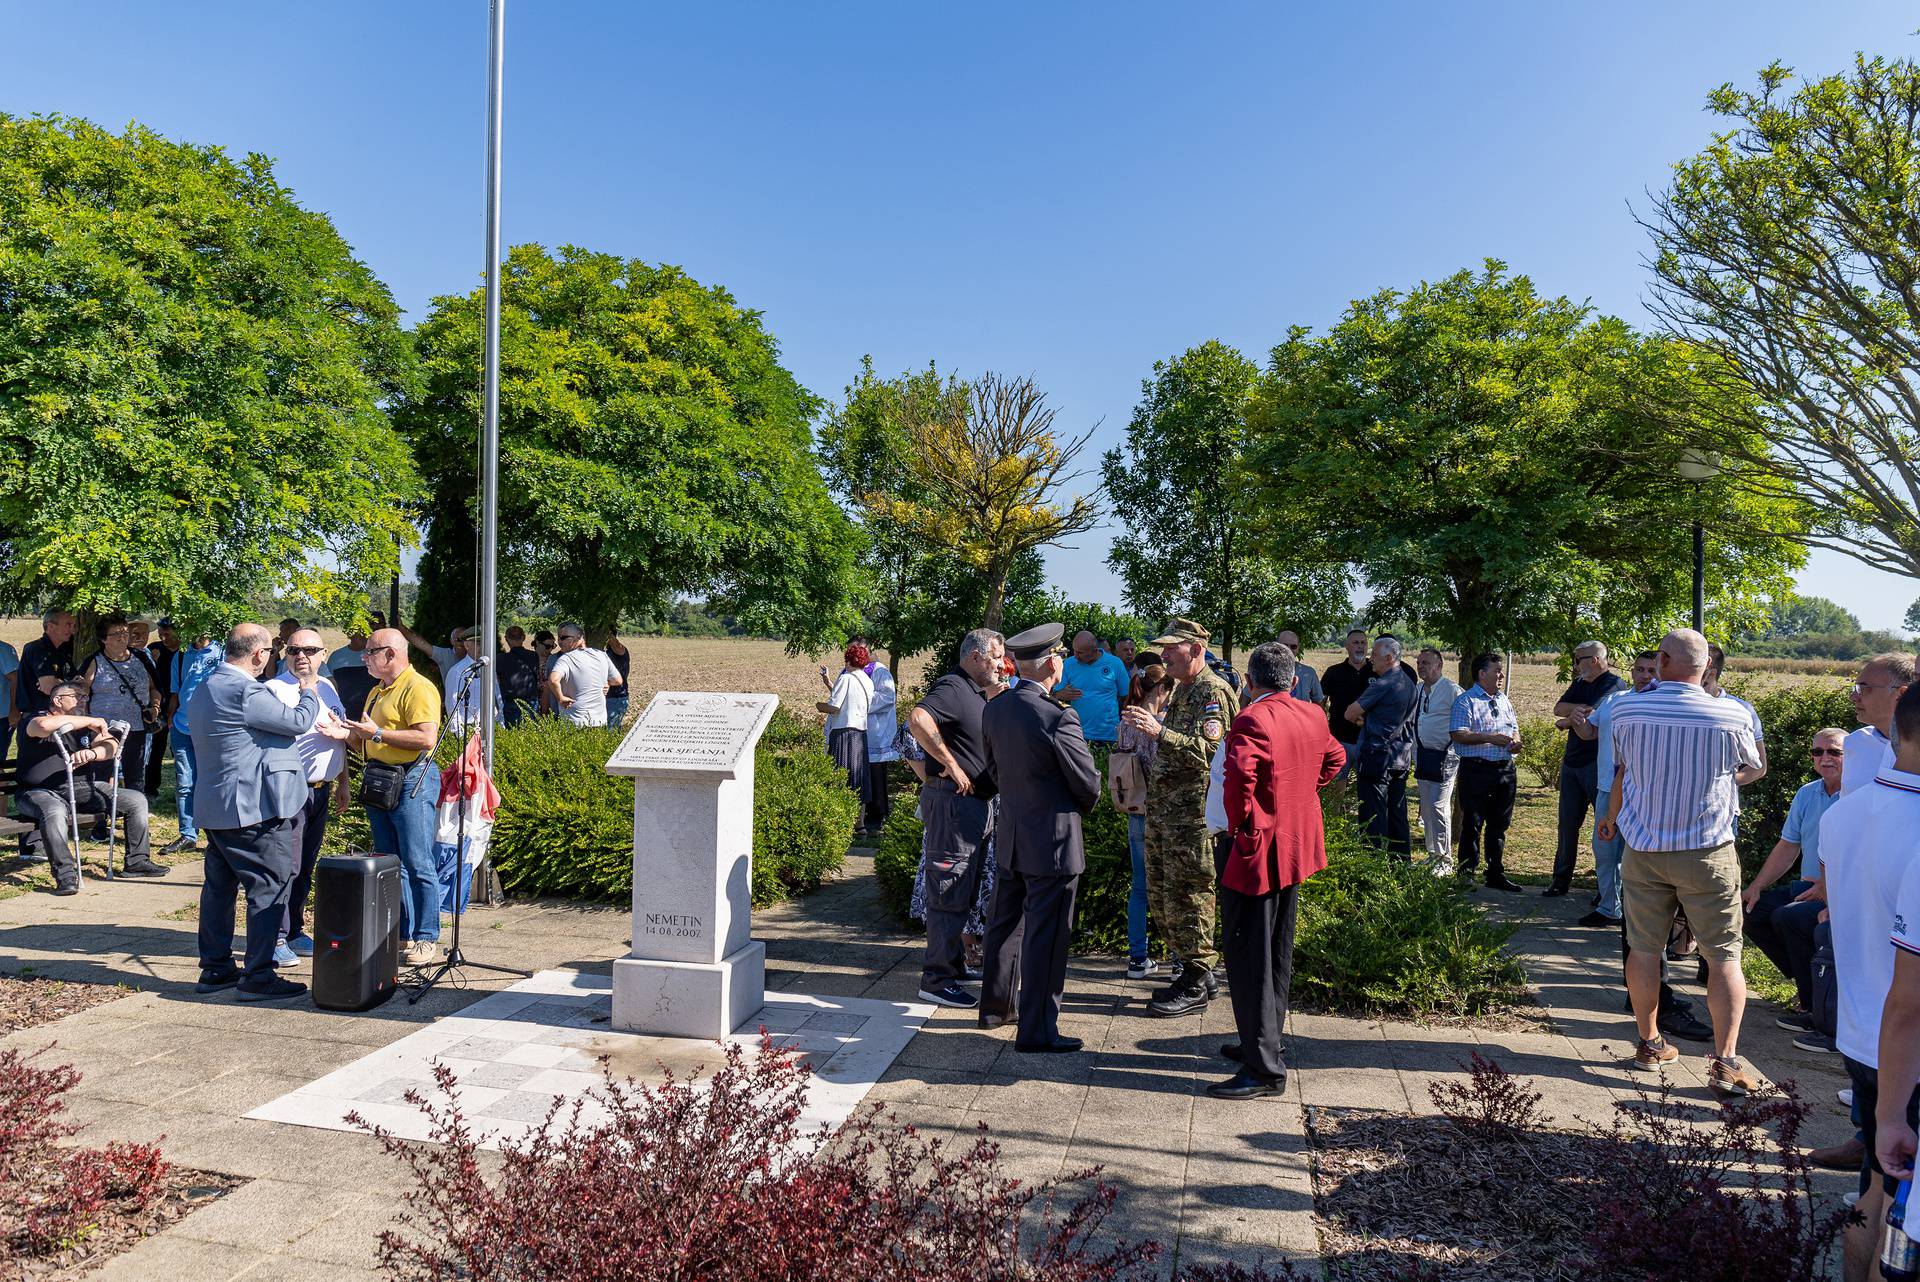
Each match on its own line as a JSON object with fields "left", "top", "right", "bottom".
{"left": 1245, "top": 263, "right": 1809, "bottom": 674}
{"left": 0, "top": 115, "right": 420, "bottom": 629}
{"left": 1743, "top": 594, "right": 1859, "bottom": 641}
{"left": 818, "top": 358, "right": 1015, "bottom": 674}
{"left": 876, "top": 371, "right": 1100, "bottom": 631}
{"left": 1102, "top": 340, "right": 1350, "bottom": 663}
{"left": 1646, "top": 57, "right": 1920, "bottom": 584}
{"left": 398, "top": 244, "right": 862, "bottom": 650}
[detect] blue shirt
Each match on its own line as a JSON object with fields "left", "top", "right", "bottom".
{"left": 1057, "top": 651, "right": 1129, "bottom": 742}
{"left": 1782, "top": 776, "right": 1841, "bottom": 882}
{"left": 1354, "top": 665, "right": 1418, "bottom": 773}
{"left": 1609, "top": 681, "right": 1760, "bottom": 852}
{"left": 1290, "top": 663, "right": 1324, "bottom": 706}
{"left": 1449, "top": 684, "right": 1519, "bottom": 761}
{"left": 0, "top": 641, "right": 17, "bottom": 719}
{"left": 171, "top": 642, "right": 224, "bottom": 735}
{"left": 1591, "top": 685, "right": 1640, "bottom": 795}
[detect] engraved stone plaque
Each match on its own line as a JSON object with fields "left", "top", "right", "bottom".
{"left": 607, "top": 691, "right": 779, "bottom": 778}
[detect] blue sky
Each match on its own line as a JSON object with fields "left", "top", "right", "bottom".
{"left": 6, "top": 1, "right": 1919, "bottom": 632}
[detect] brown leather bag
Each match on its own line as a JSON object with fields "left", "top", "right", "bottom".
{"left": 1108, "top": 748, "right": 1148, "bottom": 814}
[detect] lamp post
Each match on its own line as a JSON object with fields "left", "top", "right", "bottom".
{"left": 1677, "top": 449, "right": 1719, "bottom": 633}
{"left": 478, "top": 0, "right": 504, "bottom": 770}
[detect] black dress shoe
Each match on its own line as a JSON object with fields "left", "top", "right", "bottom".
{"left": 1657, "top": 1004, "right": 1713, "bottom": 1043}
{"left": 978, "top": 1013, "right": 1009, "bottom": 1031}
{"left": 1485, "top": 873, "right": 1523, "bottom": 893}
{"left": 1146, "top": 983, "right": 1210, "bottom": 1018}
{"left": 1221, "top": 1042, "right": 1243, "bottom": 1062}
{"left": 50, "top": 882, "right": 79, "bottom": 897}
{"left": 1207, "top": 1068, "right": 1286, "bottom": 1099}
{"left": 1205, "top": 969, "right": 1222, "bottom": 997}
{"left": 159, "top": 836, "right": 199, "bottom": 856}
{"left": 1577, "top": 910, "right": 1623, "bottom": 928}
{"left": 236, "top": 976, "right": 307, "bottom": 1002}
{"left": 195, "top": 971, "right": 240, "bottom": 993}
{"left": 120, "top": 860, "right": 167, "bottom": 877}
{"left": 1541, "top": 884, "right": 1570, "bottom": 898}
{"left": 1014, "top": 1036, "right": 1083, "bottom": 1054}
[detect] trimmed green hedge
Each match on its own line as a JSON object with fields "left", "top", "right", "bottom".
{"left": 1727, "top": 677, "right": 1855, "bottom": 879}
{"left": 875, "top": 759, "right": 1526, "bottom": 1019}
{"left": 484, "top": 708, "right": 857, "bottom": 906}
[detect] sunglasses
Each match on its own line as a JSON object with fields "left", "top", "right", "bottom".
{"left": 365, "top": 645, "right": 398, "bottom": 659}
{"left": 286, "top": 645, "right": 324, "bottom": 657}
{"left": 1810, "top": 747, "right": 1842, "bottom": 758}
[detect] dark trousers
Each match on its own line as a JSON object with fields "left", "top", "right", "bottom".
{"left": 1746, "top": 880, "right": 1822, "bottom": 1008}
{"left": 22, "top": 780, "right": 151, "bottom": 885}
{"left": 1455, "top": 758, "right": 1517, "bottom": 877}
{"left": 1221, "top": 879, "right": 1300, "bottom": 1082}
{"left": 281, "top": 785, "right": 333, "bottom": 943}
{"left": 199, "top": 817, "right": 299, "bottom": 984}
{"left": 919, "top": 781, "right": 990, "bottom": 990}
{"left": 863, "top": 760, "right": 891, "bottom": 833}
{"left": 1551, "top": 760, "right": 1601, "bottom": 889}
{"left": 1356, "top": 770, "right": 1411, "bottom": 858}
{"left": 143, "top": 724, "right": 168, "bottom": 796}
{"left": 979, "top": 864, "right": 1079, "bottom": 1046}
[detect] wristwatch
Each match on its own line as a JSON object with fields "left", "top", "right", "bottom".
{"left": 372, "top": 726, "right": 384, "bottom": 745}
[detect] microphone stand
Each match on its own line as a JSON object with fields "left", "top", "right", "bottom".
{"left": 408, "top": 657, "right": 525, "bottom": 1002}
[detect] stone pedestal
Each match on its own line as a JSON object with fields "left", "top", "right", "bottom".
{"left": 604, "top": 692, "right": 779, "bottom": 1040}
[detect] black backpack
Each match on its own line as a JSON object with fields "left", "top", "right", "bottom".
{"left": 1810, "top": 937, "right": 1838, "bottom": 1039}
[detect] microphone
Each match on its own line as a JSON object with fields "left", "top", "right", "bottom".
{"left": 471, "top": 655, "right": 490, "bottom": 668}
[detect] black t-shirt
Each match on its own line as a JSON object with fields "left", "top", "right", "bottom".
{"left": 497, "top": 648, "right": 542, "bottom": 710}
{"left": 1322, "top": 660, "right": 1369, "bottom": 743}
{"left": 19, "top": 724, "right": 91, "bottom": 791}
{"left": 1559, "top": 671, "right": 1626, "bottom": 767}
{"left": 142, "top": 645, "right": 173, "bottom": 700}
{"left": 917, "top": 672, "right": 996, "bottom": 800}
{"left": 19, "top": 637, "right": 73, "bottom": 718}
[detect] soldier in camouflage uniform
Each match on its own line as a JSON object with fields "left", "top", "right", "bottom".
{"left": 1123, "top": 618, "right": 1239, "bottom": 1017}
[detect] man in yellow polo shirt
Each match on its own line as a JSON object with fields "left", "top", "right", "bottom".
{"left": 346, "top": 627, "right": 445, "bottom": 965}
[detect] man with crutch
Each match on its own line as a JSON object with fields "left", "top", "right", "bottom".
{"left": 21, "top": 682, "right": 165, "bottom": 894}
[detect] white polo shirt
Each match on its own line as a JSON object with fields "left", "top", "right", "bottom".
{"left": 1817, "top": 764, "right": 1920, "bottom": 1067}
{"left": 268, "top": 672, "right": 347, "bottom": 784}
{"left": 1841, "top": 725, "right": 1891, "bottom": 795}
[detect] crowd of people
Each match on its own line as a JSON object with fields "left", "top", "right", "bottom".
{"left": 869, "top": 616, "right": 1919, "bottom": 1253}
{"left": 4, "top": 608, "right": 633, "bottom": 1000}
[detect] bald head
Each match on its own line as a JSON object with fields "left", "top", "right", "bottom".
{"left": 284, "top": 627, "right": 326, "bottom": 679}
{"left": 1071, "top": 630, "right": 1098, "bottom": 663}
{"left": 1657, "top": 628, "right": 1709, "bottom": 684}
{"left": 1276, "top": 630, "right": 1301, "bottom": 652}
{"left": 226, "top": 623, "right": 271, "bottom": 661}
{"left": 366, "top": 627, "right": 411, "bottom": 682}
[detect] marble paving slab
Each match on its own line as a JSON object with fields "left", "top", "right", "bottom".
{"left": 245, "top": 969, "right": 934, "bottom": 1149}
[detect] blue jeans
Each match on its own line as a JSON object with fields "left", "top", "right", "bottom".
{"left": 1126, "top": 812, "right": 1149, "bottom": 963}
{"left": 1592, "top": 790, "right": 1623, "bottom": 919}
{"left": 365, "top": 761, "right": 442, "bottom": 942}
{"left": 174, "top": 736, "right": 199, "bottom": 842}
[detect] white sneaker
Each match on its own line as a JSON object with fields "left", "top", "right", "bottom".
{"left": 1430, "top": 857, "right": 1456, "bottom": 878}
{"left": 403, "top": 940, "right": 444, "bottom": 966}
{"left": 1127, "top": 959, "right": 1159, "bottom": 980}
{"left": 1838, "top": 1086, "right": 1855, "bottom": 1108}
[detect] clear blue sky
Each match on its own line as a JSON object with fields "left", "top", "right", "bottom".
{"left": 6, "top": 1, "right": 1918, "bottom": 632}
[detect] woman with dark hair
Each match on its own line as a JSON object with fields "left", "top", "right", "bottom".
{"left": 817, "top": 642, "right": 876, "bottom": 805}
{"left": 1113, "top": 661, "right": 1175, "bottom": 979}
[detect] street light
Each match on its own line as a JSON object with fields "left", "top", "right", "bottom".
{"left": 1677, "top": 449, "right": 1720, "bottom": 633}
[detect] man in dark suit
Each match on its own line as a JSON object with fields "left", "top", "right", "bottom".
{"left": 1214, "top": 641, "right": 1346, "bottom": 1098}
{"left": 978, "top": 623, "right": 1102, "bottom": 1053}
{"left": 186, "top": 622, "right": 330, "bottom": 1001}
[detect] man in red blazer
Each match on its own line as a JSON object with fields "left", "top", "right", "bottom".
{"left": 1211, "top": 641, "right": 1347, "bottom": 1099}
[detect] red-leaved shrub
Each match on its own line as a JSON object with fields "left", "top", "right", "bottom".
{"left": 1428, "top": 1050, "right": 1548, "bottom": 1142}
{"left": 353, "top": 1038, "right": 1297, "bottom": 1282}
{"left": 0, "top": 1046, "right": 170, "bottom": 1261}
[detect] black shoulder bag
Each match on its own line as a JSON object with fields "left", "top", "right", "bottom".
{"left": 358, "top": 684, "right": 424, "bottom": 811}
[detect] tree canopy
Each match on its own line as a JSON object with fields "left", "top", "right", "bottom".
{"left": 1102, "top": 340, "right": 1350, "bottom": 662}
{"left": 0, "top": 115, "right": 421, "bottom": 630}
{"left": 1243, "top": 262, "right": 1809, "bottom": 670}
{"left": 398, "top": 244, "right": 861, "bottom": 649}
{"left": 1646, "top": 56, "right": 1920, "bottom": 584}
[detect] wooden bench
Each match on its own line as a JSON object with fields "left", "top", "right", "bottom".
{"left": 0, "top": 758, "right": 37, "bottom": 838}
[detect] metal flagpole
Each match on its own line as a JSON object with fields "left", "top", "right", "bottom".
{"left": 479, "top": 0, "right": 504, "bottom": 772}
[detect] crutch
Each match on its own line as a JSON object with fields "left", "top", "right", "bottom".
{"left": 50, "top": 729, "right": 84, "bottom": 886}
{"left": 103, "top": 720, "right": 130, "bottom": 877}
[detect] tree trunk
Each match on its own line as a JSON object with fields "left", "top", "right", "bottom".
{"left": 981, "top": 561, "right": 1009, "bottom": 633}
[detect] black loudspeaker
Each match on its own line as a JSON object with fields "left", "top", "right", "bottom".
{"left": 311, "top": 852, "right": 403, "bottom": 1011}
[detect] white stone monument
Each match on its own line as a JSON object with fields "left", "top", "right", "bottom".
{"left": 604, "top": 691, "right": 780, "bottom": 1039}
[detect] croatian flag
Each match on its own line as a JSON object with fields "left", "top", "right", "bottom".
{"left": 435, "top": 733, "right": 501, "bottom": 915}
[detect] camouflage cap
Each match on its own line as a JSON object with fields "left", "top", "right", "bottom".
{"left": 1148, "top": 617, "right": 1210, "bottom": 647}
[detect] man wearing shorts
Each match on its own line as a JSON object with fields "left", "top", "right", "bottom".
{"left": 1814, "top": 683, "right": 1920, "bottom": 1281}
{"left": 1598, "top": 628, "right": 1764, "bottom": 1095}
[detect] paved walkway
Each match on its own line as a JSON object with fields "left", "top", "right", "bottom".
{"left": 0, "top": 854, "right": 1859, "bottom": 1279}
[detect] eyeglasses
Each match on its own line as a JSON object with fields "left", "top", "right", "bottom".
{"left": 286, "top": 645, "right": 324, "bottom": 657}
{"left": 1810, "top": 747, "right": 1843, "bottom": 758}
{"left": 1852, "top": 682, "right": 1901, "bottom": 695}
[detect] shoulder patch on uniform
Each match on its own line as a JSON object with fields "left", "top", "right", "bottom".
{"left": 1202, "top": 717, "right": 1224, "bottom": 741}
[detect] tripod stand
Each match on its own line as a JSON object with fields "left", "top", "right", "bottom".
{"left": 407, "top": 657, "right": 526, "bottom": 1002}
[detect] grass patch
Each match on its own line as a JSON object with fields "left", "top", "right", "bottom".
{"left": 1743, "top": 947, "right": 1798, "bottom": 1010}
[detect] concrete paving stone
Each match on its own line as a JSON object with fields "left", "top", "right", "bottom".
{"left": 1293, "top": 1067, "right": 1409, "bottom": 1112}
{"left": 867, "top": 1064, "right": 988, "bottom": 1107}
{"left": 170, "top": 1176, "right": 362, "bottom": 1250}
{"left": 966, "top": 1073, "right": 1089, "bottom": 1124}
{"left": 1190, "top": 1093, "right": 1305, "bottom": 1140}
{"left": 86, "top": 1232, "right": 265, "bottom": 1282}
{"left": 894, "top": 1027, "right": 1005, "bottom": 1072}
{"left": 240, "top": 1258, "right": 384, "bottom": 1282}
{"left": 150, "top": 1070, "right": 314, "bottom": 1118}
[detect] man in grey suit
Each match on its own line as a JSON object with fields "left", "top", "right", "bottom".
{"left": 978, "top": 623, "right": 1102, "bottom": 1053}
{"left": 188, "top": 623, "right": 333, "bottom": 1000}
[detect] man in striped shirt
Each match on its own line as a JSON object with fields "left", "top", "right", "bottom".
{"left": 1598, "top": 628, "right": 1764, "bottom": 1094}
